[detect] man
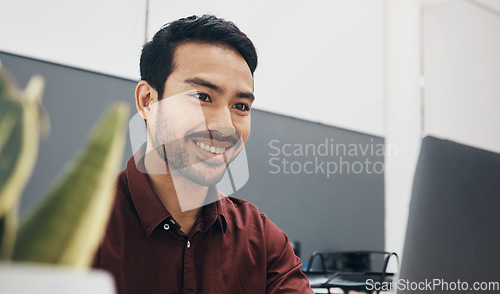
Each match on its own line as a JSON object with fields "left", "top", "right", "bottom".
{"left": 94, "top": 14, "right": 313, "bottom": 294}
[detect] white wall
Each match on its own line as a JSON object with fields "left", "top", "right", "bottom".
{"left": 0, "top": 0, "right": 146, "bottom": 80}
{"left": 423, "top": 0, "right": 500, "bottom": 154}
{"left": 384, "top": 0, "right": 422, "bottom": 261}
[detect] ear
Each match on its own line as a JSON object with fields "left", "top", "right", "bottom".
{"left": 135, "top": 80, "right": 158, "bottom": 120}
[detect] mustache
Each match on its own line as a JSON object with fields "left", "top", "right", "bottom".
{"left": 186, "top": 130, "right": 241, "bottom": 146}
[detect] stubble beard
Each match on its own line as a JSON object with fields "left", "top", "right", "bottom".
{"left": 152, "top": 128, "right": 228, "bottom": 187}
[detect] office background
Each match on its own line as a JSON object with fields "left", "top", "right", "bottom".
{"left": 1, "top": 0, "right": 499, "bottom": 264}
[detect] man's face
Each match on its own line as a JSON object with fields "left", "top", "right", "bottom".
{"left": 146, "top": 42, "right": 254, "bottom": 186}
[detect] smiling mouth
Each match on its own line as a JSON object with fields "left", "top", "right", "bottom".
{"left": 195, "top": 141, "right": 227, "bottom": 155}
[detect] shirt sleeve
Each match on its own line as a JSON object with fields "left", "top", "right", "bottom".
{"left": 262, "top": 214, "right": 314, "bottom": 294}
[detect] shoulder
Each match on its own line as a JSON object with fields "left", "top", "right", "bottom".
{"left": 113, "top": 169, "right": 131, "bottom": 202}
{"left": 220, "top": 196, "right": 271, "bottom": 225}
{"left": 109, "top": 168, "right": 135, "bottom": 215}
{"left": 116, "top": 168, "right": 128, "bottom": 190}
{"left": 220, "top": 196, "right": 311, "bottom": 292}
{"left": 220, "top": 196, "right": 288, "bottom": 246}
{"left": 222, "top": 196, "right": 258, "bottom": 212}
{"left": 114, "top": 169, "right": 133, "bottom": 202}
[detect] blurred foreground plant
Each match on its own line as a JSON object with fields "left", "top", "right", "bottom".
{"left": 0, "top": 62, "right": 129, "bottom": 267}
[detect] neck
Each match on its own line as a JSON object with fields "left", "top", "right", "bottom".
{"left": 144, "top": 142, "right": 208, "bottom": 235}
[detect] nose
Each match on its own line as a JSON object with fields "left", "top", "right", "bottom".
{"left": 204, "top": 106, "right": 236, "bottom": 137}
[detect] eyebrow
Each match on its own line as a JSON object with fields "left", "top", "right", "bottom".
{"left": 184, "top": 77, "right": 255, "bottom": 101}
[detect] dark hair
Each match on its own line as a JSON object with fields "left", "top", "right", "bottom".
{"left": 140, "top": 14, "right": 258, "bottom": 99}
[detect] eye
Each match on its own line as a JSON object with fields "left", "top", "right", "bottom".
{"left": 191, "top": 92, "right": 211, "bottom": 102}
{"left": 233, "top": 103, "right": 250, "bottom": 112}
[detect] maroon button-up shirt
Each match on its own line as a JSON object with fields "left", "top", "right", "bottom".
{"left": 93, "top": 154, "right": 313, "bottom": 294}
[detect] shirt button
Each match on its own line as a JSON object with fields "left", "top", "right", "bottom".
{"left": 187, "top": 241, "right": 191, "bottom": 249}
{"left": 163, "top": 223, "right": 170, "bottom": 231}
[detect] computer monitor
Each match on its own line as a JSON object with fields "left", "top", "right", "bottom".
{"left": 398, "top": 136, "right": 500, "bottom": 293}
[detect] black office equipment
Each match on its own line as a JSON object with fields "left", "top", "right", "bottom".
{"left": 305, "top": 250, "right": 398, "bottom": 293}
{"left": 399, "top": 136, "right": 500, "bottom": 293}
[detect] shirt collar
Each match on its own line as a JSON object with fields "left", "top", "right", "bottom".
{"left": 126, "top": 144, "right": 228, "bottom": 237}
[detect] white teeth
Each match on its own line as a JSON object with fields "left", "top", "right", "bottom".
{"left": 196, "top": 141, "right": 226, "bottom": 154}
{"left": 214, "top": 147, "right": 225, "bottom": 154}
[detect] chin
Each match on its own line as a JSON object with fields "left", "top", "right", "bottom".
{"left": 179, "top": 166, "right": 227, "bottom": 187}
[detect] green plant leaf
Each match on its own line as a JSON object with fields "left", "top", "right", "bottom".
{"left": 0, "top": 66, "right": 45, "bottom": 259}
{"left": 0, "top": 102, "right": 23, "bottom": 213}
{"left": 13, "top": 103, "right": 129, "bottom": 267}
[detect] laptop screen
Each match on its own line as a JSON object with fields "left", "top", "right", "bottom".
{"left": 398, "top": 136, "right": 500, "bottom": 293}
